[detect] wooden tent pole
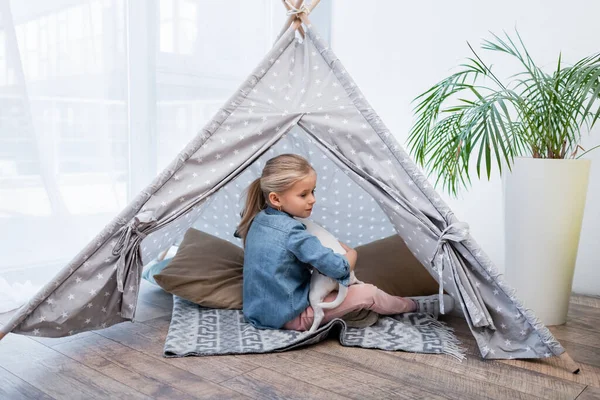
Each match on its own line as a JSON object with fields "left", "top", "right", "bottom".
{"left": 278, "top": 0, "right": 305, "bottom": 39}
{"left": 277, "top": 0, "right": 321, "bottom": 41}
{"left": 0, "top": 331, "right": 5, "bottom": 341}
{"left": 308, "top": 0, "right": 322, "bottom": 13}
{"left": 289, "top": 18, "right": 302, "bottom": 35}
{"left": 295, "top": 0, "right": 320, "bottom": 31}
{"left": 558, "top": 352, "right": 581, "bottom": 374}
{"left": 278, "top": 0, "right": 321, "bottom": 42}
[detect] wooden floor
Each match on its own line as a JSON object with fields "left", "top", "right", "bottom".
{"left": 1, "top": 282, "right": 599, "bottom": 400}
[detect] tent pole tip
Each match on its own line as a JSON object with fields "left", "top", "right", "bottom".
{"left": 558, "top": 352, "right": 581, "bottom": 374}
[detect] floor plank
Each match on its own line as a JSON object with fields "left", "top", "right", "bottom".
{"left": 0, "top": 333, "right": 152, "bottom": 399}
{"left": 310, "top": 339, "right": 541, "bottom": 400}
{"left": 444, "top": 314, "right": 600, "bottom": 389}
{"left": 570, "top": 294, "right": 600, "bottom": 309}
{"left": 132, "top": 299, "right": 173, "bottom": 322}
{"left": 2, "top": 289, "right": 600, "bottom": 400}
{"left": 29, "top": 330, "right": 97, "bottom": 348}
{"left": 549, "top": 326, "right": 600, "bottom": 359}
{"left": 455, "top": 328, "right": 600, "bottom": 388}
{"left": 564, "top": 304, "right": 600, "bottom": 336}
{"left": 578, "top": 386, "right": 600, "bottom": 400}
{"left": 220, "top": 366, "right": 350, "bottom": 400}
{"left": 237, "top": 350, "right": 448, "bottom": 399}
{"left": 52, "top": 334, "right": 243, "bottom": 400}
{"left": 137, "top": 313, "right": 173, "bottom": 330}
{"left": 95, "top": 317, "right": 260, "bottom": 384}
{"left": 557, "top": 340, "right": 600, "bottom": 369}
{"left": 0, "top": 366, "right": 55, "bottom": 400}
{"left": 138, "top": 281, "right": 174, "bottom": 309}
{"left": 382, "top": 328, "right": 585, "bottom": 399}
{"left": 499, "top": 355, "right": 600, "bottom": 389}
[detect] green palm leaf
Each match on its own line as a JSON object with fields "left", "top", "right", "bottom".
{"left": 408, "top": 29, "right": 600, "bottom": 196}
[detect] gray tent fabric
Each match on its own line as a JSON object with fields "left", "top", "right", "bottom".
{"left": 186, "top": 129, "right": 397, "bottom": 250}
{"left": 1, "top": 23, "right": 564, "bottom": 360}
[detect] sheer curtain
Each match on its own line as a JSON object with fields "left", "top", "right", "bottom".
{"left": 0, "top": 0, "right": 305, "bottom": 313}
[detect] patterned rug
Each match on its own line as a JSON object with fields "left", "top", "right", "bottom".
{"left": 163, "top": 296, "right": 466, "bottom": 360}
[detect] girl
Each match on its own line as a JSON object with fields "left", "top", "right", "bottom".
{"left": 236, "top": 153, "right": 452, "bottom": 331}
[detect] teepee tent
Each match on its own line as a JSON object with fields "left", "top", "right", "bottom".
{"left": 0, "top": 0, "right": 577, "bottom": 367}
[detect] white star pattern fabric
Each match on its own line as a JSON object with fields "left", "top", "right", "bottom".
{"left": 0, "top": 24, "right": 564, "bottom": 361}
{"left": 143, "top": 129, "right": 397, "bottom": 258}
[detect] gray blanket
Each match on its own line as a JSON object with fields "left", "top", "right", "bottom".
{"left": 163, "top": 296, "right": 465, "bottom": 360}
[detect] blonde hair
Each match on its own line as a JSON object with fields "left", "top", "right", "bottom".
{"left": 236, "top": 154, "right": 314, "bottom": 245}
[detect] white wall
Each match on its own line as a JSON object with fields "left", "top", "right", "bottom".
{"left": 330, "top": 0, "right": 600, "bottom": 295}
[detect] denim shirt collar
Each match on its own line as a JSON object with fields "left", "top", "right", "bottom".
{"left": 264, "top": 205, "right": 294, "bottom": 218}
{"left": 234, "top": 206, "right": 293, "bottom": 239}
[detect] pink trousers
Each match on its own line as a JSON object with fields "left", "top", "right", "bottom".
{"left": 283, "top": 283, "right": 416, "bottom": 331}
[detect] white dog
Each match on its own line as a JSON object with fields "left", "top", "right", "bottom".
{"left": 296, "top": 218, "right": 362, "bottom": 333}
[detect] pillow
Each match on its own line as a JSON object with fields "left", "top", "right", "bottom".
{"left": 353, "top": 235, "right": 440, "bottom": 297}
{"left": 142, "top": 257, "right": 173, "bottom": 286}
{"left": 153, "top": 228, "right": 438, "bottom": 310}
{"left": 153, "top": 229, "right": 244, "bottom": 309}
{"left": 295, "top": 218, "right": 346, "bottom": 254}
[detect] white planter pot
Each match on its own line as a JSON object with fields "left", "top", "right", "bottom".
{"left": 503, "top": 157, "right": 591, "bottom": 326}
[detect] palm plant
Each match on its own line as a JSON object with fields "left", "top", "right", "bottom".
{"left": 407, "top": 30, "right": 600, "bottom": 196}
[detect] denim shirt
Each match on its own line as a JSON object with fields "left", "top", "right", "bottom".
{"left": 242, "top": 206, "right": 351, "bottom": 329}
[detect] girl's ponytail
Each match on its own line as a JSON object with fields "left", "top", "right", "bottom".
{"left": 235, "top": 177, "right": 265, "bottom": 245}
{"left": 235, "top": 154, "right": 315, "bottom": 246}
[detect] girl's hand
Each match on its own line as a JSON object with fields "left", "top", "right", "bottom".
{"left": 339, "top": 242, "right": 353, "bottom": 252}
{"left": 339, "top": 241, "right": 357, "bottom": 271}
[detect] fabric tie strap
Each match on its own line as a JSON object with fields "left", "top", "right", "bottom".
{"left": 430, "top": 221, "right": 470, "bottom": 314}
{"left": 112, "top": 210, "right": 156, "bottom": 293}
{"left": 285, "top": 0, "right": 311, "bottom": 16}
